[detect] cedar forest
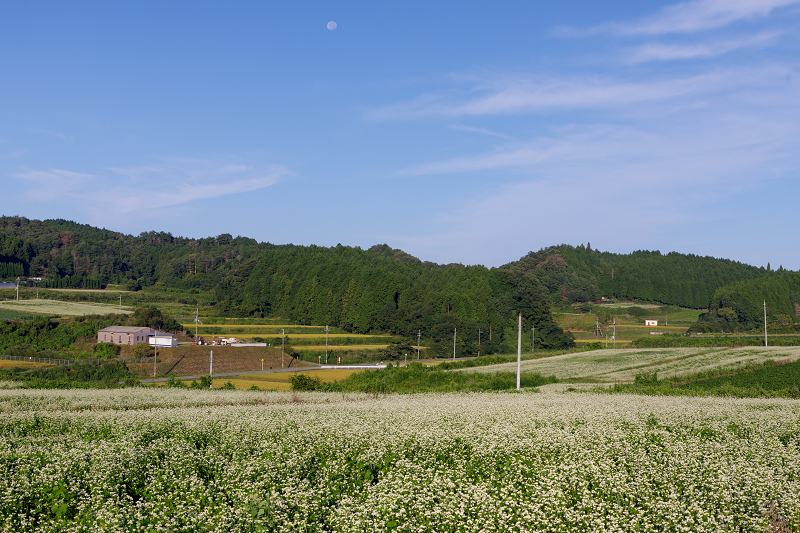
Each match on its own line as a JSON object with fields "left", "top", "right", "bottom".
{"left": 1, "top": 215, "right": 799, "bottom": 356}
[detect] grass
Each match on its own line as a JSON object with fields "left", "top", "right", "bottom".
{"left": 160, "top": 368, "right": 364, "bottom": 390}
{"left": 158, "top": 378, "right": 292, "bottom": 391}
{"left": 0, "top": 299, "right": 132, "bottom": 316}
{"left": 0, "top": 309, "right": 34, "bottom": 320}
{"left": 0, "top": 360, "right": 53, "bottom": 369}
{"left": 216, "top": 379, "right": 290, "bottom": 391}
{"left": 292, "top": 344, "right": 392, "bottom": 351}
{"left": 243, "top": 368, "right": 364, "bottom": 383}
{"left": 310, "top": 362, "right": 558, "bottom": 393}
{"left": 609, "top": 359, "right": 800, "bottom": 398}
{"left": 47, "top": 288, "right": 128, "bottom": 293}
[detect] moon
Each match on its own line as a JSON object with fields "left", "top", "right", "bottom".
{"left": 327, "top": 21, "right": 337, "bottom": 30}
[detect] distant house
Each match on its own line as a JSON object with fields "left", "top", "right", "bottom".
{"left": 645, "top": 319, "right": 658, "bottom": 326}
{"left": 97, "top": 326, "right": 158, "bottom": 346}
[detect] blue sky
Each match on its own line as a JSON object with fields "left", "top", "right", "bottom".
{"left": 1, "top": 0, "right": 799, "bottom": 269}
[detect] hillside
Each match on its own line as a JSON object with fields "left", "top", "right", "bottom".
{"left": 502, "top": 244, "right": 771, "bottom": 309}
{"left": 692, "top": 270, "right": 800, "bottom": 333}
{"left": 0, "top": 216, "right": 574, "bottom": 355}
{"left": 2, "top": 216, "right": 793, "bottom": 347}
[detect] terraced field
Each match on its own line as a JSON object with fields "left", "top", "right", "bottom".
{"left": 181, "top": 321, "right": 402, "bottom": 351}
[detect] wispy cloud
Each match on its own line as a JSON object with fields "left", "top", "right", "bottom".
{"left": 16, "top": 169, "right": 96, "bottom": 202}
{"left": 371, "top": 68, "right": 770, "bottom": 120}
{"left": 565, "top": 0, "right": 800, "bottom": 36}
{"left": 628, "top": 31, "right": 782, "bottom": 62}
{"left": 449, "top": 124, "right": 514, "bottom": 140}
{"left": 392, "top": 82, "right": 800, "bottom": 265}
{"left": 14, "top": 157, "right": 291, "bottom": 225}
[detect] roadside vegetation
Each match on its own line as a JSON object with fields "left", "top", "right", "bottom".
{"left": 290, "top": 360, "right": 559, "bottom": 393}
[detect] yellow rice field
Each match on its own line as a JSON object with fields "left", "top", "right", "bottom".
{"left": 292, "top": 344, "right": 391, "bottom": 351}
{"left": 168, "top": 368, "right": 365, "bottom": 390}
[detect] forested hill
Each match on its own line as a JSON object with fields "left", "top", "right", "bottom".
{"left": 0, "top": 216, "right": 784, "bottom": 343}
{"left": 502, "top": 244, "right": 772, "bottom": 309}
{"left": 0, "top": 216, "right": 574, "bottom": 354}
{"left": 693, "top": 270, "right": 800, "bottom": 333}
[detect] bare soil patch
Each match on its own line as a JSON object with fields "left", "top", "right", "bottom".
{"left": 124, "top": 345, "right": 313, "bottom": 378}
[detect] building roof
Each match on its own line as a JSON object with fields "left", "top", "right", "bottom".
{"left": 98, "top": 326, "right": 157, "bottom": 334}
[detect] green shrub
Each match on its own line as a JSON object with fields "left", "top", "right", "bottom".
{"left": 290, "top": 374, "right": 324, "bottom": 391}
{"left": 93, "top": 342, "right": 121, "bottom": 359}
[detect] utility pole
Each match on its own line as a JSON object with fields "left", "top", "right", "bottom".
{"left": 764, "top": 300, "right": 768, "bottom": 347}
{"left": 478, "top": 329, "right": 482, "bottom": 357}
{"left": 531, "top": 326, "right": 535, "bottom": 355}
{"left": 281, "top": 328, "right": 285, "bottom": 368}
{"left": 417, "top": 330, "right": 421, "bottom": 360}
{"left": 210, "top": 350, "right": 213, "bottom": 388}
{"left": 453, "top": 328, "right": 457, "bottom": 360}
{"left": 612, "top": 319, "right": 616, "bottom": 349}
{"left": 517, "top": 313, "right": 522, "bottom": 390}
{"left": 153, "top": 329, "right": 158, "bottom": 377}
{"left": 15, "top": 277, "right": 19, "bottom": 300}
{"left": 325, "top": 325, "right": 330, "bottom": 364}
{"left": 119, "top": 294, "right": 122, "bottom": 309}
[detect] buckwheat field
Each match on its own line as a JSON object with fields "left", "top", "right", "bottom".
{"left": 1, "top": 388, "right": 798, "bottom": 532}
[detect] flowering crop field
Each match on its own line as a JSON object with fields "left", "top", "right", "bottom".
{"left": 465, "top": 346, "right": 800, "bottom": 383}
{"left": 1, "top": 388, "right": 799, "bottom": 532}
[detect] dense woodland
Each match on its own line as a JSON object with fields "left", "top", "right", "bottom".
{"left": 1, "top": 216, "right": 797, "bottom": 342}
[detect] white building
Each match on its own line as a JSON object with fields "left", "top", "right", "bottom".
{"left": 97, "top": 326, "right": 176, "bottom": 347}
{"left": 644, "top": 319, "right": 658, "bottom": 326}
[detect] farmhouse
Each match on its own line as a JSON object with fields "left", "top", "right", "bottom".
{"left": 645, "top": 319, "right": 658, "bottom": 326}
{"left": 97, "top": 326, "right": 175, "bottom": 347}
